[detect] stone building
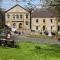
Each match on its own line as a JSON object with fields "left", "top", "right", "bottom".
{"left": 5, "top": 4, "right": 30, "bottom": 33}
{"left": 5, "top": 4, "right": 60, "bottom": 34}
{"left": 31, "top": 9, "right": 60, "bottom": 33}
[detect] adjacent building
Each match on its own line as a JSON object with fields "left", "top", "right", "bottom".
{"left": 31, "top": 9, "right": 59, "bottom": 33}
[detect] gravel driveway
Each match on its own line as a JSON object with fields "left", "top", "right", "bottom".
{"left": 11, "top": 34, "right": 60, "bottom": 44}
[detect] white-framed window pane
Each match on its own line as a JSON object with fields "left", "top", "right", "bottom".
{"left": 36, "top": 26, "right": 38, "bottom": 30}
{"left": 25, "top": 21, "right": 28, "bottom": 25}
{"left": 36, "top": 19, "right": 38, "bottom": 22}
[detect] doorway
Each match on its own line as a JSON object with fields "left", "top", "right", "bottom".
{"left": 43, "top": 25, "right": 45, "bottom": 31}
{"left": 58, "top": 26, "right": 60, "bottom": 31}
{"left": 19, "top": 23, "right": 23, "bottom": 29}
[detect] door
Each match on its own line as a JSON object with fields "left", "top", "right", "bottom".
{"left": 43, "top": 25, "right": 45, "bottom": 31}
{"left": 19, "top": 23, "right": 23, "bottom": 29}
{"left": 58, "top": 26, "right": 60, "bottom": 31}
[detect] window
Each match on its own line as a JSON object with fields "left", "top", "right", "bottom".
{"left": 51, "top": 26, "right": 52, "bottom": 30}
{"left": 16, "top": 15, "right": 19, "bottom": 19}
{"left": 26, "top": 21, "right": 28, "bottom": 25}
{"left": 51, "top": 19, "right": 52, "bottom": 23}
{"left": 36, "top": 19, "right": 38, "bottom": 22}
{"left": 7, "top": 14, "right": 10, "bottom": 18}
{"left": 26, "top": 14, "right": 28, "bottom": 19}
{"left": 36, "top": 26, "right": 38, "bottom": 30}
{"left": 13, "top": 14, "right": 15, "bottom": 19}
{"left": 20, "top": 15, "right": 22, "bottom": 19}
{"left": 43, "top": 19, "right": 45, "bottom": 23}
{"left": 58, "top": 19, "right": 60, "bottom": 22}
{"left": 43, "top": 25, "right": 45, "bottom": 31}
{"left": 19, "top": 23, "right": 22, "bottom": 28}
{"left": 13, "top": 23, "right": 16, "bottom": 28}
{"left": 13, "top": 14, "right": 19, "bottom": 19}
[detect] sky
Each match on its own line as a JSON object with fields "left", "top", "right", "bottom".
{"left": 0, "top": 0, "right": 44, "bottom": 10}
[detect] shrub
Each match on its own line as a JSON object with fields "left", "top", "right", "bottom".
{"left": 51, "top": 31, "right": 58, "bottom": 36}
{"left": 44, "top": 31, "right": 48, "bottom": 35}
{"left": 35, "top": 46, "right": 41, "bottom": 49}
{"left": 0, "top": 29, "right": 2, "bottom": 33}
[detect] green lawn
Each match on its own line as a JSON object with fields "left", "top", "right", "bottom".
{"left": 0, "top": 42, "right": 60, "bottom": 60}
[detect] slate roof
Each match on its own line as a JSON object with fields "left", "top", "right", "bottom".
{"left": 31, "top": 8, "right": 60, "bottom": 18}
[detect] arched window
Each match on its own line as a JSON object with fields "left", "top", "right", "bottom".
{"left": 13, "top": 23, "right": 16, "bottom": 28}
{"left": 19, "top": 23, "right": 22, "bottom": 28}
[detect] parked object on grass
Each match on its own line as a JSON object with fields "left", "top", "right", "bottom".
{"left": 57, "top": 35, "right": 60, "bottom": 41}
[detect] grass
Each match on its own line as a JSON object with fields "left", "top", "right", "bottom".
{"left": 0, "top": 42, "right": 60, "bottom": 60}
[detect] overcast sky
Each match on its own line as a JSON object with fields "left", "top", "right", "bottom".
{"left": 0, "top": 0, "right": 44, "bottom": 10}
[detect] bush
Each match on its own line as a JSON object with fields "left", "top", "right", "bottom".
{"left": 51, "top": 31, "right": 58, "bottom": 36}
{"left": 35, "top": 46, "right": 41, "bottom": 49}
{"left": 14, "top": 31, "right": 21, "bottom": 35}
{"left": 44, "top": 31, "right": 48, "bottom": 35}
{"left": 0, "top": 29, "right": 3, "bottom": 34}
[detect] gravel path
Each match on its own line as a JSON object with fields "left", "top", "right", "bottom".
{"left": 11, "top": 34, "right": 60, "bottom": 44}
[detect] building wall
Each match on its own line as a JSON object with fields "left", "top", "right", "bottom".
{"left": 5, "top": 5, "right": 30, "bottom": 31}
{"left": 31, "top": 18, "right": 57, "bottom": 32}
{"left": 5, "top": 5, "right": 59, "bottom": 33}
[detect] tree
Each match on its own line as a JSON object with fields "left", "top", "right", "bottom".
{"left": 43, "top": 0, "right": 60, "bottom": 16}
{"left": 24, "top": 0, "right": 35, "bottom": 29}
{"left": 0, "top": 0, "right": 5, "bottom": 27}
{"left": 0, "top": 8, "right": 5, "bottom": 28}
